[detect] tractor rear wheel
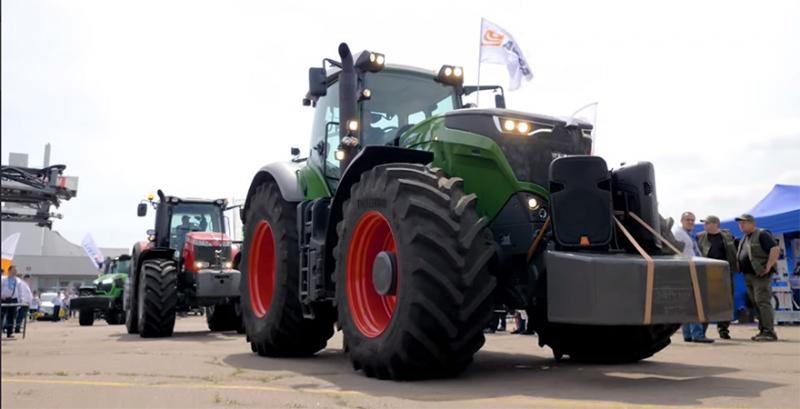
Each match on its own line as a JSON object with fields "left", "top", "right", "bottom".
{"left": 240, "top": 182, "right": 334, "bottom": 356}
{"left": 137, "top": 259, "right": 178, "bottom": 337}
{"left": 335, "top": 164, "right": 496, "bottom": 380}
{"left": 531, "top": 269, "right": 679, "bottom": 363}
{"left": 206, "top": 303, "right": 239, "bottom": 332}
{"left": 79, "top": 309, "right": 94, "bottom": 326}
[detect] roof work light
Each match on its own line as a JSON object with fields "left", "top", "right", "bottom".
{"left": 355, "top": 51, "right": 385, "bottom": 72}
{"left": 436, "top": 65, "right": 464, "bottom": 87}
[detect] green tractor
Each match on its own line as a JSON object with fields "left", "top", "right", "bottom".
{"left": 72, "top": 255, "right": 131, "bottom": 326}
{"left": 238, "top": 43, "right": 733, "bottom": 380}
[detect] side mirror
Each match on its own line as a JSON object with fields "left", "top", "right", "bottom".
{"left": 308, "top": 68, "right": 327, "bottom": 97}
{"left": 291, "top": 147, "right": 301, "bottom": 157}
{"left": 137, "top": 203, "right": 148, "bottom": 217}
{"left": 495, "top": 94, "right": 506, "bottom": 109}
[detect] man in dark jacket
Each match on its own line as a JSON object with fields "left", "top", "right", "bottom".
{"left": 736, "top": 214, "right": 780, "bottom": 342}
{"left": 697, "top": 215, "right": 738, "bottom": 339}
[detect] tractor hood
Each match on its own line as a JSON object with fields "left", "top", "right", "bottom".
{"left": 444, "top": 108, "right": 593, "bottom": 187}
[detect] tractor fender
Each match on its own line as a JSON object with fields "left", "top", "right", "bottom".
{"left": 323, "top": 145, "right": 434, "bottom": 271}
{"left": 242, "top": 161, "right": 304, "bottom": 224}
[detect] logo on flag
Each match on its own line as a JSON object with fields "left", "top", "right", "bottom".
{"left": 479, "top": 18, "right": 533, "bottom": 91}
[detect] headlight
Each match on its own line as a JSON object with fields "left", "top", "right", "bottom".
{"left": 497, "top": 117, "right": 534, "bottom": 136}
{"left": 223, "top": 261, "right": 233, "bottom": 269}
{"left": 527, "top": 197, "right": 539, "bottom": 210}
{"left": 195, "top": 261, "right": 209, "bottom": 270}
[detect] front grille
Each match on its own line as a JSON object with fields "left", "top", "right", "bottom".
{"left": 193, "top": 245, "right": 232, "bottom": 269}
{"left": 444, "top": 110, "right": 593, "bottom": 187}
{"left": 493, "top": 127, "right": 592, "bottom": 186}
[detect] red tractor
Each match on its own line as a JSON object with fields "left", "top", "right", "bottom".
{"left": 123, "top": 190, "right": 243, "bottom": 337}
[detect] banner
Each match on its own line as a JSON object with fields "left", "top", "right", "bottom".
{"left": 81, "top": 234, "right": 105, "bottom": 270}
{"left": 480, "top": 18, "right": 533, "bottom": 91}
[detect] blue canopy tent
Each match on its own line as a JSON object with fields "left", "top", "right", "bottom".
{"left": 711, "top": 184, "right": 800, "bottom": 241}
{"left": 694, "top": 184, "right": 800, "bottom": 316}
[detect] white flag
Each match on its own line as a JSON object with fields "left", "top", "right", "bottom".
{"left": 2, "top": 233, "right": 21, "bottom": 274}
{"left": 81, "top": 234, "right": 105, "bottom": 270}
{"left": 480, "top": 18, "right": 533, "bottom": 91}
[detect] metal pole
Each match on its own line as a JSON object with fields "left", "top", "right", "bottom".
{"left": 476, "top": 19, "right": 484, "bottom": 107}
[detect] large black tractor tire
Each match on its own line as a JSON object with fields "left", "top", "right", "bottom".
{"left": 206, "top": 303, "right": 239, "bottom": 332}
{"left": 79, "top": 309, "right": 94, "bottom": 326}
{"left": 105, "top": 308, "right": 125, "bottom": 325}
{"left": 531, "top": 269, "right": 680, "bottom": 363}
{"left": 125, "top": 285, "right": 139, "bottom": 334}
{"left": 240, "top": 182, "right": 335, "bottom": 356}
{"left": 335, "top": 164, "right": 496, "bottom": 380}
{"left": 137, "top": 259, "right": 178, "bottom": 338}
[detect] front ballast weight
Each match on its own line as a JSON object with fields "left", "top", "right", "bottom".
{"left": 544, "top": 156, "right": 733, "bottom": 327}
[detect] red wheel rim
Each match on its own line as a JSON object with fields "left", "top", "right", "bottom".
{"left": 346, "top": 211, "right": 398, "bottom": 338}
{"left": 249, "top": 220, "right": 275, "bottom": 318}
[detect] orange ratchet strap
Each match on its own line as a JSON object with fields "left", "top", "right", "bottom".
{"left": 626, "top": 212, "right": 706, "bottom": 323}
{"left": 613, "top": 217, "right": 655, "bottom": 325}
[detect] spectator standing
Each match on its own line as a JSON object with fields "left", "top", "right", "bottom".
{"left": 697, "top": 216, "right": 739, "bottom": 339}
{"left": 736, "top": 214, "right": 780, "bottom": 342}
{"left": 29, "top": 290, "right": 40, "bottom": 319}
{"left": 67, "top": 291, "right": 77, "bottom": 319}
{"left": 1, "top": 265, "right": 22, "bottom": 338}
{"left": 52, "top": 291, "right": 63, "bottom": 322}
{"left": 14, "top": 274, "right": 33, "bottom": 333}
{"left": 673, "top": 212, "right": 714, "bottom": 343}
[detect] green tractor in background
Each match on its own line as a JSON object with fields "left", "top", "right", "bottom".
{"left": 73, "top": 255, "right": 131, "bottom": 326}
{"left": 238, "top": 43, "right": 733, "bottom": 380}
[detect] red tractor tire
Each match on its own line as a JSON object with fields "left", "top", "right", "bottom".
{"left": 335, "top": 163, "right": 496, "bottom": 380}
{"left": 240, "top": 181, "right": 334, "bottom": 357}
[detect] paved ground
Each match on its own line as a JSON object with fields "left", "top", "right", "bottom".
{"left": 2, "top": 316, "right": 799, "bottom": 409}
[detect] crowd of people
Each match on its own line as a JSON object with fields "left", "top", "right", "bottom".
{"left": 673, "top": 212, "right": 780, "bottom": 343}
{"left": 1, "top": 265, "right": 78, "bottom": 338}
{"left": 484, "top": 212, "right": 782, "bottom": 342}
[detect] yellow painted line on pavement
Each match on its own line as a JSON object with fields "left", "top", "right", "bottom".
{"left": 2, "top": 378, "right": 735, "bottom": 409}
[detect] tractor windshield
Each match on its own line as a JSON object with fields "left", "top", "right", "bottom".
{"left": 115, "top": 258, "right": 131, "bottom": 276}
{"left": 168, "top": 203, "right": 223, "bottom": 251}
{"left": 360, "top": 70, "right": 458, "bottom": 146}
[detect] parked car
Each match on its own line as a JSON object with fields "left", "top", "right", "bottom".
{"left": 36, "top": 292, "right": 65, "bottom": 321}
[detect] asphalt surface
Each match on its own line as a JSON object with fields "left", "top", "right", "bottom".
{"left": 2, "top": 316, "right": 799, "bottom": 409}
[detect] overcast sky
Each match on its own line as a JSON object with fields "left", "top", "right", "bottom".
{"left": 2, "top": 1, "right": 799, "bottom": 248}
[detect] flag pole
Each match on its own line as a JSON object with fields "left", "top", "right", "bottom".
{"left": 476, "top": 18, "right": 483, "bottom": 107}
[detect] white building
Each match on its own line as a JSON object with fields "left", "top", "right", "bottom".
{"left": 2, "top": 221, "right": 127, "bottom": 293}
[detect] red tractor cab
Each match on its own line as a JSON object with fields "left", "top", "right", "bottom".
{"left": 124, "top": 190, "right": 243, "bottom": 337}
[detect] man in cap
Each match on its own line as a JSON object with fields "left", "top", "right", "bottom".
{"left": 697, "top": 215, "right": 738, "bottom": 339}
{"left": 736, "top": 214, "right": 780, "bottom": 341}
